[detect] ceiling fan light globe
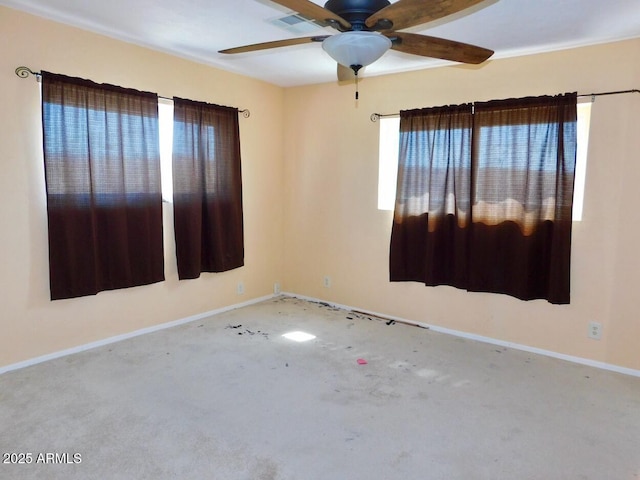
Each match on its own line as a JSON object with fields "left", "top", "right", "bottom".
{"left": 322, "top": 31, "right": 392, "bottom": 68}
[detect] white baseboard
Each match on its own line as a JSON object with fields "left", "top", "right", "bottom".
{"left": 0, "top": 294, "right": 275, "bottom": 376}
{"left": 4, "top": 291, "right": 639, "bottom": 379}
{"left": 282, "top": 292, "right": 640, "bottom": 378}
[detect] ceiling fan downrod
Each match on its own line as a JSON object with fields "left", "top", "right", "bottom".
{"left": 324, "top": 0, "right": 392, "bottom": 31}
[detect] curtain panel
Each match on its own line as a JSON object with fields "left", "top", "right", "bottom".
{"left": 41, "top": 72, "right": 164, "bottom": 300}
{"left": 172, "top": 97, "right": 244, "bottom": 279}
{"left": 390, "top": 94, "right": 577, "bottom": 304}
{"left": 390, "top": 104, "right": 473, "bottom": 289}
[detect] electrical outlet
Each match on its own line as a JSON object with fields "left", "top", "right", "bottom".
{"left": 274, "top": 282, "right": 281, "bottom": 295}
{"left": 588, "top": 321, "right": 602, "bottom": 340}
{"left": 323, "top": 276, "right": 331, "bottom": 288}
{"left": 237, "top": 281, "right": 245, "bottom": 295}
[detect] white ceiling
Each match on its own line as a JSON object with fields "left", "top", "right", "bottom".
{"left": 4, "top": 0, "right": 640, "bottom": 87}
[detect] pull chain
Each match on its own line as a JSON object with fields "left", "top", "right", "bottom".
{"left": 350, "top": 64, "right": 363, "bottom": 101}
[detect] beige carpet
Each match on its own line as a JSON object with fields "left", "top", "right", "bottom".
{"left": 1, "top": 296, "right": 639, "bottom": 479}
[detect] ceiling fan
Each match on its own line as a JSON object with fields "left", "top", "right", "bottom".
{"left": 220, "top": 0, "right": 494, "bottom": 81}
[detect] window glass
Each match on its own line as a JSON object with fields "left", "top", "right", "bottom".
{"left": 158, "top": 98, "right": 174, "bottom": 203}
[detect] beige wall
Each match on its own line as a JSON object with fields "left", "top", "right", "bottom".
{"left": 0, "top": 6, "right": 285, "bottom": 366}
{"left": 282, "top": 40, "right": 640, "bottom": 371}
{"left": 2, "top": 5, "right": 639, "bottom": 372}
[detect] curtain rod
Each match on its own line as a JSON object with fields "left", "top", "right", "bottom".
{"left": 15, "top": 66, "right": 250, "bottom": 118}
{"left": 369, "top": 89, "right": 640, "bottom": 122}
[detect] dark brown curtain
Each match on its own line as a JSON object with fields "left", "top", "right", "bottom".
{"left": 390, "top": 104, "right": 473, "bottom": 289}
{"left": 390, "top": 94, "right": 577, "bottom": 304}
{"left": 469, "top": 94, "right": 577, "bottom": 303}
{"left": 172, "top": 98, "right": 244, "bottom": 279}
{"left": 41, "top": 72, "right": 164, "bottom": 300}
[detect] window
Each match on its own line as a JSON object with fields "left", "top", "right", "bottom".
{"left": 378, "top": 101, "right": 591, "bottom": 221}
{"left": 377, "top": 115, "right": 400, "bottom": 211}
{"left": 40, "top": 70, "right": 245, "bottom": 300}
{"left": 158, "top": 98, "right": 174, "bottom": 203}
{"left": 388, "top": 94, "right": 578, "bottom": 304}
{"left": 573, "top": 101, "right": 592, "bottom": 220}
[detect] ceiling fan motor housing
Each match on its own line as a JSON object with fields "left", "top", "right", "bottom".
{"left": 324, "top": 0, "right": 391, "bottom": 30}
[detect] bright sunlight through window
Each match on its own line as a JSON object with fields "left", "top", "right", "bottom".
{"left": 377, "top": 116, "right": 400, "bottom": 211}
{"left": 377, "top": 102, "right": 592, "bottom": 221}
{"left": 282, "top": 331, "right": 317, "bottom": 342}
{"left": 158, "top": 98, "right": 174, "bottom": 203}
{"left": 573, "top": 101, "right": 592, "bottom": 221}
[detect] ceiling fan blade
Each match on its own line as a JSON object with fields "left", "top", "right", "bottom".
{"left": 337, "top": 64, "right": 366, "bottom": 82}
{"left": 269, "top": 0, "right": 351, "bottom": 30}
{"left": 219, "top": 36, "right": 328, "bottom": 54}
{"left": 389, "top": 32, "right": 493, "bottom": 64}
{"left": 366, "top": 0, "right": 486, "bottom": 31}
